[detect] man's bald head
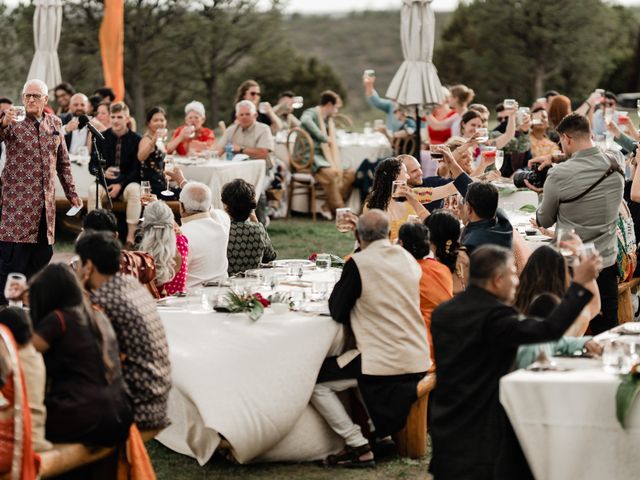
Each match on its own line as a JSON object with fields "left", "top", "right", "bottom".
{"left": 398, "top": 154, "right": 423, "bottom": 187}
{"left": 356, "top": 209, "right": 390, "bottom": 246}
{"left": 69, "top": 93, "right": 89, "bottom": 116}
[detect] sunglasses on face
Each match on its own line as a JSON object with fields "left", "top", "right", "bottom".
{"left": 249, "top": 91, "right": 261, "bottom": 97}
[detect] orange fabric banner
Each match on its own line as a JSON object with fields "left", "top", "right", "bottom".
{"left": 99, "top": 0, "right": 125, "bottom": 102}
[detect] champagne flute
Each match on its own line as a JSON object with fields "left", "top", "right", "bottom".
{"left": 4, "top": 273, "right": 26, "bottom": 307}
{"left": 495, "top": 150, "right": 504, "bottom": 171}
{"left": 161, "top": 159, "right": 174, "bottom": 197}
{"left": 140, "top": 181, "right": 152, "bottom": 209}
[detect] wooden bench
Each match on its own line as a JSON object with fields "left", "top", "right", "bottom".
{"left": 39, "top": 444, "right": 115, "bottom": 478}
{"left": 618, "top": 277, "right": 640, "bottom": 324}
{"left": 38, "top": 429, "right": 159, "bottom": 477}
{"left": 393, "top": 373, "right": 436, "bottom": 458}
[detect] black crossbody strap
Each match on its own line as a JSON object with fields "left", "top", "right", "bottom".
{"left": 559, "top": 153, "right": 624, "bottom": 205}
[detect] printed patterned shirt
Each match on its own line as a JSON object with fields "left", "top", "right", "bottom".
{"left": 0, "top": 114, "right": 78, "bottom": 243}
{"left": 90, "top": 273, "right": 172, "bottom": 430}
{"left": 227, "top": 220, "right": 277, "bottom": 275}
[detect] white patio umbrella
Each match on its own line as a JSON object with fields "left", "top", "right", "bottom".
{"left": 27, "top": 0, "right": 63, "bottom": 90}
{"left": 386, "top": 0, "right": 445, "bottom": 150}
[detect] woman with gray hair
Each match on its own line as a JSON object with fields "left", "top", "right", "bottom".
{"left": 140, "top": 200, "right": 189, "bottom": 296}
{"left": 166, "top": 100, "right": 215, "bottom": 156}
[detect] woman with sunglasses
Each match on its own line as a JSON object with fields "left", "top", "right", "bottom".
{"left": 230, "top": 79, "right": 283, "bottom": 134}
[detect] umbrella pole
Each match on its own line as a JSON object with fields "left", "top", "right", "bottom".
{"left": 415, "top": 106, "right": 421, "bottom": 157}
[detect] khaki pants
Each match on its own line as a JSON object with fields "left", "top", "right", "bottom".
{"left": 87, "top": 182, "right": 142, "bottom": 224}
{"left": 314, "top": 167, "right": 355, "bottom": 212}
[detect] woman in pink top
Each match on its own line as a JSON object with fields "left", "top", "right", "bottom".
{"left": 139, "top": 201, "right": 189, "bottom": 296}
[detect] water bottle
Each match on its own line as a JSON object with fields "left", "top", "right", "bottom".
{"left": 225, "top": 143, "right": 233, "bottom": 161}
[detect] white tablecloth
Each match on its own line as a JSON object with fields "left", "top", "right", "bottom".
{"left": 55, "top": 158, "right": 266, "bottom": 210}
{"left": 156, "top": 267, "right": 345, "bottom": 464}
{"left": 500, "top": 357, "right": 640, "bottom": 480}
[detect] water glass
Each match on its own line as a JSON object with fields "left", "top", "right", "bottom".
{"left": 4, "top": 272, "right": 26, "bottom": 307}
{"left": 12, "top": 106, "right": 25, "bottom": 122}
{"left": 315, "top": 253, "right": 331, "bottom": 271}
{"left": 476, "top": 128, "right": 489, "bottom": 143}
{"left": 292, "top": 96, "right": 304, "bottom": 109}
{"left": 579, "top": 242, "right": 598, "bottom": 258}
{"left": 503, "top": 99, "right": 516, "bottom": 110}
{"left": 157, "top": 128, "right": 168, "bottom": 142}
{"left": 259, "top": 102, "right": 269, "bottom": 114}
{"left": 555, "top": 227, "right": 576, "bottom": 258}
{"left": 140, "top": 181, "right": 152, "bottom": 198}
{"left": 603, "top": 341, "right": 625, "bottom": 374}
{"left": 336, "top": 207, "right": 352, "bottom": 233}
{"left": 311, "top": 280, "right": 330, "bottom": 300}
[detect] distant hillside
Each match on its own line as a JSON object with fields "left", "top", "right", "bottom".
{"left": 284, "top": 10, "right": 452, "bottom": 117}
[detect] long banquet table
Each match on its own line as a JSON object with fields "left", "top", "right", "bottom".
{"left": 55, "top": 156, "right": 266, "bottom": 210}
{"left": 500, "top": 350, "right": 640, "bottom": 480}
{"left": 155, "top": 268, "right": 346, "bottom": 464}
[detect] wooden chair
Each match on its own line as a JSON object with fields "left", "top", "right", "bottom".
{"left": 618, "top": 277, "right": 640, "bottom": 324}
{"left": 286, "top": 127, "right": 325, "bottom": 221}
{"left": 393, "top": 373, "right": 436, "bottom": 458}
{"left": 393, "top": 136, "right": 417, "bottom": 157}
{"left": 333, "top": 114, "right": 354, "bottom": 132}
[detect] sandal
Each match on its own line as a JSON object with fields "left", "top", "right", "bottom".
{"left": 324, "top": 443, "right": 375, "bottom": 468}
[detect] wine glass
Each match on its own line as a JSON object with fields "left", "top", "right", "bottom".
{"left": 315, "top": 254, "right": 331, "bottom": 271}
{"left": 4, "top": 273, "right": 26, "bottom": 307}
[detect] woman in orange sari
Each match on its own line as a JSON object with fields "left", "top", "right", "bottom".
{"left": 0, "top": 325, "right": 39, "bottom": 479}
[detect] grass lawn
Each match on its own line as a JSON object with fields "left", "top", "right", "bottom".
{"left": 55, "top": 216, "right": 432, "bottom": 478}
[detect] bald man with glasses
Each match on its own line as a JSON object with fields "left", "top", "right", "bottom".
{"left": 0, "top": 79, "right": 81, "bottom": 304}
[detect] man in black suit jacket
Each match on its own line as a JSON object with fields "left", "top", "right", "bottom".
{"left": 429, "top": 244, "right": 601, "bottom": 480}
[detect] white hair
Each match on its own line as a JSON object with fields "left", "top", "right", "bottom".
{"left": 23, "top": 79, "right": 49, "bottom": 96}
{"left": 235, "top": 100, "right": 256, "bottom": 115}
{"left": 180, "top": 181, "right": 212, "bottom": 213}
{"left": 185, "top": 100, "right": 205, "bottom": 118}
{"left": 140, "top": 201, "right": 177, "bottom": 285}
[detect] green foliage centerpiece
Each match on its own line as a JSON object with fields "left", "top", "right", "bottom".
{"left": 224, "top": 291, "right": 269, "bottom": 322}
{"left": 616, "top": 364, "right": 640, "bottom": 429}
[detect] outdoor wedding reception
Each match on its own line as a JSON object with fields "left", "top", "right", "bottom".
{"left": 3, "top": 0, "right": 640, "bottom": 478}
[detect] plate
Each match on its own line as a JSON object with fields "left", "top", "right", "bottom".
{"left": 525, "top": 236, "right": 552, "bottom": 243}
{"left": 271, "top": 259, "right": 315, "bottom": 269}
{"left": 301, "top": 303, "right": 330, "bottom": 315}
{"left": 622, "top": 323, "right": 640, "bottom": 334}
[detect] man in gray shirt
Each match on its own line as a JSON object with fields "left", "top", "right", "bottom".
{"left": 535, "top": 112, "right": 624, "bottom": 333}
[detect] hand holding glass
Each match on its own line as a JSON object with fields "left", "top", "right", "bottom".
{"left": 4, "top": 273, "right": 26, "bottom": 307}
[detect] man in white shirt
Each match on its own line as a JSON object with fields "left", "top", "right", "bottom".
{"left": 179, "top": 182, "right": 230, "bottom": 288}
{"left": 62, "top": 93, "right": 105, "bottom": 154}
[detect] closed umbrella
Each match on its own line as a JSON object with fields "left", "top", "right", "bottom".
{"left": 27, "top": 0, "right": 63, "bottom": 90}
{"left": 386, "top": 0, "right": 445, "bottom": 152}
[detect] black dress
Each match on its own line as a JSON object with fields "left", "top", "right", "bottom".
{"left": 140, "top": 145, "right": 181, "bottom": 200}
{"left": 35, "top": 306, "right": 133, "bottom": 446}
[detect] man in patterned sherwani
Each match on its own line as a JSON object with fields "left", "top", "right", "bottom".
{"left": 0, "top": 79, "right": 81, "bottom": 303}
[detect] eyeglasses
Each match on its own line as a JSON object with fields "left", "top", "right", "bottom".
{"left": 23, "top": 93, "right": 44, "bottom": 101}
{"left": 248, "top": 91, "right": 261, "bottom": 97}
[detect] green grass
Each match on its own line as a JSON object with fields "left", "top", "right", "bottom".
{"left": 267, "top": 217, "right": 356, "bottom": 259}
{"left": 147, "top": 441, "right": 432, "bottom": 480}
